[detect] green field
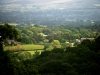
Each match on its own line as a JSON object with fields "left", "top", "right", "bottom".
{"left": 4, "top": 44, "right": 44, "bottom": 55}
{"left": 4, "top": 44, "right": 44, "bottom": 51}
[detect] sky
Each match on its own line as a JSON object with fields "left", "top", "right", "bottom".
{"left": 32, "top": 0, "right": 74, "bottom": 3}
{"left": 1, "top": 0, "right": 98, "bottom": 5}
{"left": 47, "top": 0, "right": 74, "bottom": 4}
{"left": 17, "top": 0, "right": 74, "bottom": 3}
{"left": 1, "top": 0, "right": 76, "bottom": 4}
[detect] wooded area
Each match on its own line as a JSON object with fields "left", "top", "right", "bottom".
{"left": 0, "top": 24, "right": 100, "bottom": 75}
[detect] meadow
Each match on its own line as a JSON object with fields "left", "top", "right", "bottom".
{"left": 4, "top": 44, "right": 44, "bottom": 55}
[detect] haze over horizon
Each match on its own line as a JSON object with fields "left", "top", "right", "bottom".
{"left": 0, "top": 0, "right": 100, "bottom": 26}
{"left": 0, "top": 0, "right": 95, "bottom": 4}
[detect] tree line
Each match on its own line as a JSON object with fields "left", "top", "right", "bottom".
{"left": 16, "top": 24, "right": 100, "bottom": 44}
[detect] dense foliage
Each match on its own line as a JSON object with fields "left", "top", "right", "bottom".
{"left": 0, "top": 36, "right": 100, "bottom": 75}
{"left": 0, "top": 24, "right": 100, "bottom": 75}
{"left": 0, "top": 23, "right": 19, "bottom": 42}
{"left": 16, "top": 25, "right": 100, "bottom": 44}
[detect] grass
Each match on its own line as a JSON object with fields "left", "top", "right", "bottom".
{"left": 4, "top": 44, "right": 44, "bottom": 55}
{"left": 4, "top": 44, "right": 44, "bottom": 51}
{"left": 21, "top": 44, "right": 44, "bottom": 50}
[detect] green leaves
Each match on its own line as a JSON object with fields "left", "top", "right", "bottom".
{"left": 17, "top": 52, "right": 31, "bottom": 61}
{"left": 0, "top": 23, "right": 19, "bottom": 41}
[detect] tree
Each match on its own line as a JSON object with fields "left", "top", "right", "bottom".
{"left": 25, "top": 64, "right": 38, "bottom": 75}
{"left": 51, "top": 40, "right": 61, "bottom": 48}
{"left": 95, "top": 36, "right": 100, "bottom": 52}
{"left": 44, "top": 44, "right": 54, "bottom": 51}
{"left": 0, "top": 23, "right": 19, "bottom": 42}
{"left": 39, "top": 60, "right": 76, "bottom": 75}
{"left": 22, "top": 35, "right": 33, "bottom": 44}
{"left": 39, "top": 60, "right": 63, "bottom": 75}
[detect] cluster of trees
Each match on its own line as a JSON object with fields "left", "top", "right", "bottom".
{"left": 0, "top": 23, "right": 22, "bottom": 44}
{"left": 29, "top": 36, "right": 100, "bottom": 75}
{"left": 17, "top": 24, "right": 100, "bottom": 44}
{"left": 0, "top": 34, "right": 100, "bottom": 75}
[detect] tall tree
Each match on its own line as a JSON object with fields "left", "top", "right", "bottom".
{"left": 0, "top": 23, "right": 19, "bottom": 42}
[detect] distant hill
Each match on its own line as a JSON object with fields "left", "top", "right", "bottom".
{"left": 0, "top": 0, "right": 100, "bottom": 26}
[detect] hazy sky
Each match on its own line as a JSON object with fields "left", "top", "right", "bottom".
{"left": 1, "top": 0, "right": 75, "bottom": 4}
{"left": 25, "top": 0, "right": 74, "bottom": 3}
{"left": 1, "top": 0, "right": 98, "bottom": 5}
{"left": 33, "top": 0, "right": 79, "bottom": 4}
{"left": 47, "top": 0, "right": 74, "bottom": 3}
{"left": 33, "top": 0, "right": 73, "bottom": 3}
